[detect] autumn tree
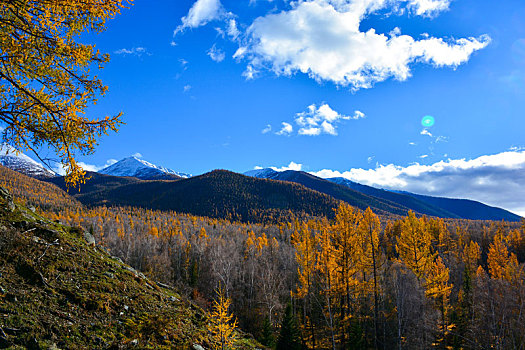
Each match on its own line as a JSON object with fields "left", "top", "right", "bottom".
{"left": 330, "top": 203, "right": 362, "bottom": 346}
{"left": 396, "top": 211, "right": 435, "bottom": 281}
{"left": 357, "top": 207, "right": 382, "bottom": 349}
{"left": 488, "top": 233, "right": 522, "bottom": 283}
{"left": 291, "top": 221, "right": 318, "bottom": 347}
{"left": 0, "top": 0, "right": 129, "bottom": 186}
{"left": 207, "top": 286, "right": 238, "bottom": 350}
{"left": 424, "top": 256, "right": 452, "bottom": 346}
{"left": 316, "top": 219, "right": 337, "bottom": 350}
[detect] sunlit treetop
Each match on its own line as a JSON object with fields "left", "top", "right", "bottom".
{"left": 0, "top": 0, "right": 131, "bottom": 186}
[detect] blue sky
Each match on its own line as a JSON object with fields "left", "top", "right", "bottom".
{"left": 57, "top": 0, "right": 525, "bottom": 214}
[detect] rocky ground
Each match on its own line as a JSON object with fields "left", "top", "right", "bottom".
{"left": 0, "top": 187, "right": 261, "bottom": 349}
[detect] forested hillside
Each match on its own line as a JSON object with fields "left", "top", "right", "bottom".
{"left": 0, "top": 184, "right": 261, "bottom": 349}
{"left": 47, "top": 170, "right": 344, "bottom": 223}
{"left": 0, "top": 165, "right": 80, "bottom": 211}
{"left": 2, "top": 166, "right": 525, "bottom": 349}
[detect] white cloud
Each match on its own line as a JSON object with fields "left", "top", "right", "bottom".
{"left": 114, "top": 47, "right": 148, "bottom": 56}
{"left": 208, "top": 44, "right": 226, "bottom": 62}
{"left": 261, "top": 124, "right": 272, "bottom": 134}
{"left": 235, "top": 0, "right": 490, "bottom": 89}
{"left": 227, "top": 19, "right": 240, "bottom": 40}
{"left": 409, "top": 142, "right": 417, "bottom": 146}
{"left": 354, "top": 110, "right": 365, "bottom": 119}
{"left": 53, "top": 165, "right": 66, "bottom": 176}
{"left": 175, "top": 0, "right": 226, "bottom": 35}
{"left": 278, "top": 103, "right": 364, "bottom": 136}
{"left": 184, "top": 85, "right": 192, "bottom": 92}
{"left": 253, "top": 161, "right": 303, "bottom": 172}
{"left": 132, "top": 153, "right": 143, "bottom": 158}
{"left": 77, "top": 162, "right": 104, "bottom": 173}
{"left": 53, "top": 159, "right": 119, "bottom": 175}
{"left": 271, "top": 161, "right": 303, "bottom": 172}
{"left": 242, "top": 65, "right": 258, "bottom": 80}
{"left": 408, "top": 0, "right": 451, "bottom": 17}
{"left": 276, "top": 122, "right": 293, "bottom": 136}
{"left": 179, "top": 59, "right": 189, "bottom": 69}
{"left": 434, "top": 135, "right": 448, "bottom": 143}
{"left": 419, "top": 154, "right": 429, "bottom": 159}
{"left": 420, "top": 128, "right": 433, "bottom": 137}
{"left": 310, "top": 150, "right": 525, "bottom": 216}
{"left": 420, "top": 128, "right": 448, "bottom": 144}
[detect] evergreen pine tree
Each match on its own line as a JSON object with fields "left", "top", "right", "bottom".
{"left": 261, "top": 316, "right": 276, "bottom": 347}
{"left": 276, "top": 304, "right": 302, "bottom": 350}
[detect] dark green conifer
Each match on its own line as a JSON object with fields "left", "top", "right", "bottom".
{"left": 261, "top": 316, "right": 275, "bottom": 347}
{"left": 276, "top": 304, "right": 302, "bottom": 350}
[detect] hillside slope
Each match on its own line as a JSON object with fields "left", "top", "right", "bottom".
{"left": 399, "top": 191, "right": 523, "bottom": 222}
{"left": 46, "top": 171, "right": 143, "bottom": 206}
{"left": 262, "top": 170, "right": 417, "bottom": 216}
{"left": 327, "top": 177, "right": 461, "bottom": 218}
{"left": 48, "top": 170, "right": 344, "bottom": 223}
{"left": 245, "top": 168, "right": 521, "bottom": 221}
{"left": 0, "top": 165, "right": 80, "bottom": 211}
{"left": 0, "top": 187, "right": 260, "bottom": 349}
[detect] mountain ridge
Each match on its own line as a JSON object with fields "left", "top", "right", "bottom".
{"left": 0, "top": 149, "right": 520, "bottom": 222}
{"left": 100, "top": 156, "right": 191, "bottom": 180}
{"left": 0, "top": 145, "right": 55, "bottom": 179}
{"left": 47, "top": 169, "right": 344, "bottom": 223}
{"left": 245, "top": 168, "right": 522, "bottom": 222}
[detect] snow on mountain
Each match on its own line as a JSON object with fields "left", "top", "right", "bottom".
{"left": 99, "top": 156, "right": 191, "bottom": 180}
{"left": 243, "top": 168, "right": 279, "bottom": 179}
{"left": 0, "top": 145, "right": 56, "bottom": 178}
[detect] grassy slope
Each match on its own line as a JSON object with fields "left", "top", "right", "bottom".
{"left": 0, "top": 188, "right": 261, "bottom": 349}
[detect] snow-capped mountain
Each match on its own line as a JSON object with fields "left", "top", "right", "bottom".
{"left": 99, "top": 156, "right": 191, "bottom": 180}
{"left": 0, "top": 146, "right": 56, "bottom": 178}
{"left": 243, "top": 168, "right": 279, "bottom": 179}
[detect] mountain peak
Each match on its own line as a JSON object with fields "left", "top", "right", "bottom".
{"left": 244, "top": 168, "right": 279, "bottom": 179}
{"left": 0, "top": 145, "right": 56, "bottom": 178}
{"left": 100, "top": 156, "right": 191, "bottom": 180}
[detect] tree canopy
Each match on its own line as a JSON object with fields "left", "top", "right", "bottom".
{"left": 0, "top": 0, "right": 129, "bottom": 186}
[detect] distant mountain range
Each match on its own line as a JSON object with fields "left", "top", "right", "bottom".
{"left": 100, "top": 156, "right": 191, "bottom": 180}
{"left": 244, "top": 168, "right": 523, "bottom": 222}
{"left": 0, "top": 151, "right": 521, "bottom": 222}
{"left": 0, "top": 146, "right": 55, "bottom": 178}
{"left": 47, "top": 170, "right": 342, "bottom": 223}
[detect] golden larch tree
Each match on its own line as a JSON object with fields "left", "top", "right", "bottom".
{"left": 357, "top": 207, "right": 382, "bottom": 349}
{"left": 207, "top": 286, "right": 238, "bottom": 350}
{"left": 0, "top": 0, "right": 130, "bottom": 186}
{"left": 488, "top": 233, "right": 522, "bottom": 283}
{"left": 396, "top": 211, "right": 436, "bottom": 281}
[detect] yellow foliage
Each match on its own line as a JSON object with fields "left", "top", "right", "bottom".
{"left": 396, "top": 211, "right": 436, "bottom": 281}
{"left": 207, "top": 287, "right": 238, "bottom": 350}
{"left": 292, "top": 222, "right": 318, "bottom": 298}
{"left": 488, "top": 233, "right": 522, "bottom": 283}
{"left": 199, "top": 227, "right": 208, "bottom": 239}
{"left": 462, "top": 240, "right": 481, "bottom": 273}
{"left": 0, "top": 0, "right": 129, "bottom": 186}
{"left": 149, "top": 226, "right": 159, "bottom": 238}
{"left": 425, "top": 256, "right": 452, "bottom": 301}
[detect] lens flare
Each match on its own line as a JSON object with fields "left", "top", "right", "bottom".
{"left": 421, "top": 115, "right": 435, "bottom": 127}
